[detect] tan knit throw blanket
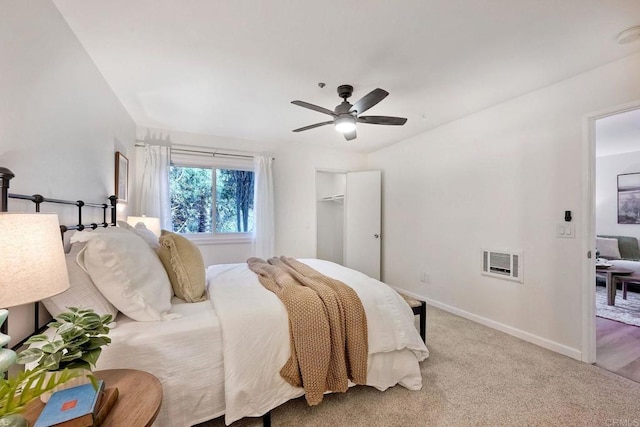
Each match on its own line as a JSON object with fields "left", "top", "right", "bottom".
{"left": 247, "top": 257, "right": 368, "bottom": 405}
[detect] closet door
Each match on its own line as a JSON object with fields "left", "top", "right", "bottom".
{"left": 344, "top": 170, "right": 381, "bottom": 279}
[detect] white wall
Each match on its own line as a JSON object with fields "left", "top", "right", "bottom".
{"left": 596, "top": 151, "right": 640, "bottom": 239}
{"left": 368, "top": 52, "right": 640, "bottom": 359}
{"left": 1, "top": 0, "right": 136, "bottom": 345}
{"left": 1, "top": 1, "right": 136, "bottom": 214}
{"left": 137, "top": 127, "right": 367, "bottom": 264}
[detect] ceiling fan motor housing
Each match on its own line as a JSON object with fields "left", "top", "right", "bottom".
{"left": 335, "top": 102, "right": 352, "bottom": 114}
{"left": 337, "top": 84, "right": 354, "bottom": 100}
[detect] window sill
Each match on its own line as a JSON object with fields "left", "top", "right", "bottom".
{"left": 184, "top": 235, "right": 253, "bottom": 245}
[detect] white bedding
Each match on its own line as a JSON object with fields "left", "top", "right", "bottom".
{"left": 94, "top": 298, "right": 225, "bottom": 426}
{"left": 208, "top": 259, "right": 429, "bottom": 425}
{"left": 93, "top": 259, "right": 429, "bottom": 426}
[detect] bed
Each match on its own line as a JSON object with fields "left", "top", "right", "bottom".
{"left": 1, "top": 168, "right": 429, "bottom": 426}
{"left": 93, "top": 260, "right": 428, "bottom": 426}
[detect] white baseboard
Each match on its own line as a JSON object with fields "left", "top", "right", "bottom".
{"left": 393, "top": 287, "right": 582, "bottom": 361}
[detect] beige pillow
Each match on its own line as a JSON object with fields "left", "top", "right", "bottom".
{"left": 157, "top": 230, "right": 207, "bottom": 302}
{"left": 596, "top": 237, "right": 621, "bottom": 259}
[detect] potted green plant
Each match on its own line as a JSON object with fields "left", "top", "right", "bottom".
{"left": 16, "top": 307, "right": 112, "bottom": 402}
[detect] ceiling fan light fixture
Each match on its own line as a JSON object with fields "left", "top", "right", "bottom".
{"left": 335, "top": 115, "right": 356, "bottom": 133}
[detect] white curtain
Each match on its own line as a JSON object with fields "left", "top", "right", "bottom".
{"left": 139, "top": 144, "right": 172, "bottom": 231}
{"left": 253, "top": 156, "right": 275, "bottom": 258}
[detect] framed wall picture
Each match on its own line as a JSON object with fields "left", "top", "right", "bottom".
{"left": 617, "top": 172, "right": 640, "bottom": 224}
{"left": 115, "top": 151, "right": 129, "bottom": 203}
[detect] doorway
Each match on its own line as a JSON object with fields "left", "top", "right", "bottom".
{"left": 315, "top": 170, "right": 382, "bottom": 279}
{"left": 589, "top": 105, "right": 640, "bottom": 382}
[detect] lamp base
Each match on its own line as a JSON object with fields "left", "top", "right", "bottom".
{"left": 0, "top": 414, "right": 27, "bottom": 427}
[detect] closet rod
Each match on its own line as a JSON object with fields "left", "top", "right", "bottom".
{"left": 134, "top": 141, "right": 274, "bottom": 160}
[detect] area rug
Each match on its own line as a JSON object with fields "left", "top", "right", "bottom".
{"left": 596, "top": 285, "right": 640, "bottom": 327}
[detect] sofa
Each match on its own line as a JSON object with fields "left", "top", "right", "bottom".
{"left": 597, "top": 235, "right": 640, "bottom": 261}
{"left": 596, "top": 235, "right": 640, "bottom": 292}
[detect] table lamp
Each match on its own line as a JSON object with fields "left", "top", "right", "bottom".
{"left": 0, "top": 213, "right": 70, "bottom": 373}
{"left": 127, "top": 215, "right": 161, "bottom": 237}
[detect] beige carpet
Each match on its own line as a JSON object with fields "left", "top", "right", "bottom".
{"left": 198, "top": 307, "right": 640, "bottom": 427}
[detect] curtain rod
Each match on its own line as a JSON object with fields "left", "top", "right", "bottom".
{"left": 134, "top": 141, "right": 274, "bottom": 160}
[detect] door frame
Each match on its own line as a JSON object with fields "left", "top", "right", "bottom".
{"left": 581, "top": 99, "right": 640, "bottom": 363}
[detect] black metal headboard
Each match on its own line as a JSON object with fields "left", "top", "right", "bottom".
{"left": 0, "top": 167, "right": 117, "bottom": 232}
{"left": 0, "top": 166, "right": 118, "bottom": 349}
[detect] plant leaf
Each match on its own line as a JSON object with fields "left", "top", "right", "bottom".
{"left": 40, "top": 353, "right": 62, "bottom": 371}
{"left": 24, "top": 334, "right": 49, "bottom": 343}
{"left": 88, "top": 374, "right": 99, "bottom": 390}
{"left": 41, "top": 340, "right": 65, "bottom": 354}
{"left": 86, "top": 337, "right": 111, "bottom": 350}
{"left": 66, "top": 360, "right": 91, "bottom": 371}
{"left": 60, "top": 350, "right": 83, "bottom": 362}
{"left": 15, "top": 348, "right": 43, "bottom": 364}
{"left": 57, "top": 312, "right": 76, "bottom": 323}
{"left": 57, "top": 322, "right": 75, "bottom": 335}
{"left": 80, "top": 348, "right": 102, "bottom": 367}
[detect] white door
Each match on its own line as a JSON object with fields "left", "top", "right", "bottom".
{"left": 344, "top": 170, "right": 381, "bottom": 279}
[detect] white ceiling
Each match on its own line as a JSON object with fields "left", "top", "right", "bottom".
{"left": 53, "top": 0, "right": 640, "bottom": 153}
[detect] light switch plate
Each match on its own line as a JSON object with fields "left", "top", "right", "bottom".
{"left": 557, "top": 223, "right": 575, "bottom": 238}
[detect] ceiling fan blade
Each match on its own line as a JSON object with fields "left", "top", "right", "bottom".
{"left": 343, "top": 129, "right": 357, "bottom": 141}
{"left": 349, "top": 88, "right": 389, "bottom": 115}
{"left": 291, "top": 100, "right": 337, "bottom": 117}
{"left": 292, "top": 121, "right": 334, "bottom": 132}
{"left": 357, "top": 116, "right": 407, "bottom": 125}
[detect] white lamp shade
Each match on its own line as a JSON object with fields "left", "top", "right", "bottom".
{"left": 127, "top": 215, "right": 161, "bottom": 237}
{"left": 0, "top": 213, "right": 70, "bottom": 308}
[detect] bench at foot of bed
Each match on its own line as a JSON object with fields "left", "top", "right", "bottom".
{"left": 399, "top": 293, "right": 426, "bottom": 343}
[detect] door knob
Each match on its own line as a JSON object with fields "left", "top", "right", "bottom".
{"left": 374, "top": 234, "right": 380, "bottom": 239}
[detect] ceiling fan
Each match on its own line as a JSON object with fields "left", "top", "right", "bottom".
{"left": 291, "top": 84, "right": 407, "bottom": 141}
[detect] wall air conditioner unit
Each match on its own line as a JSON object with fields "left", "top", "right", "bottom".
{"left": 481, "top": 249, "right": 523, "bottom": 283}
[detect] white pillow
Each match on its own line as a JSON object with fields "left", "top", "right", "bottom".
{"left": 597, "top": 237, "right": 622, "bottom": 259}
{"left": 74, "top": 228, "right": 179, "bottom": 321}
{"left": 117, "top": 220, "right": 159, "bottom": 249}
{"left": 41, "top": 242, "right": 118, "bottom": 319}
{"left": 116, "top": 220, "right": 132, "bottom": 230}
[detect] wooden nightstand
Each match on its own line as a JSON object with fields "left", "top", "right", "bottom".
{"left": 23, "top": 369, "right": 162, "bottom": 427}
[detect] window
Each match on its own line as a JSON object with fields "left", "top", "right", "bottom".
{"left": 169, "top": 158, "right": 254, "bottom": 239}
{"left": 214, "top": 169, "right": 254, "bottom": 233}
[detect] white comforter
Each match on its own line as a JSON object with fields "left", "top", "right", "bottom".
{"left": 95, "top": 299, "right": 225, "bottom": 426}
{"left": 208, "top": 259, "right": 429, "bottom": 425}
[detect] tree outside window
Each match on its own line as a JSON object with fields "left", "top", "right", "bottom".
{"left": 169, "top": 165, "right": 254, "bottom": 234}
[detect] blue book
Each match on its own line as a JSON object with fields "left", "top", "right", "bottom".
{"left": 35, "top": 381, "right": 105, "bottom": 427}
